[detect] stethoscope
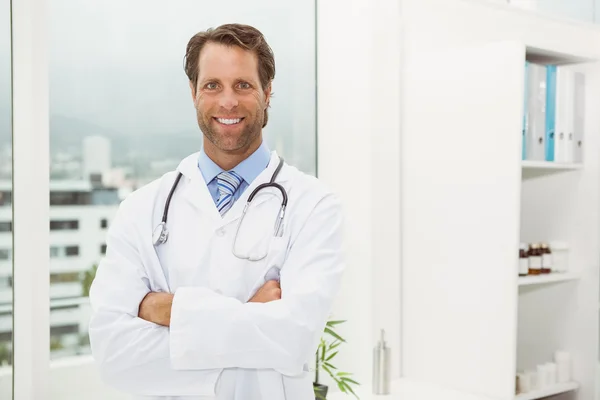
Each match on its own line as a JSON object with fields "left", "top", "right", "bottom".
{"left": 152, "top": 157, "right": 288, "bottom": 261}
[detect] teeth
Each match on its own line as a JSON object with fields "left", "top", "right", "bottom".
{"left": 217, "top": 118, "right": 242, "bottom": 125}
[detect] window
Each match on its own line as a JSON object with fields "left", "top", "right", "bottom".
{"left": 50, "top": 273, "right": 81, "bottom": 284}
{"left": 0, "top": 191, "right": 11, "bottom": 207}
{"left": 47, "top": 1, "right": 316, "bottom": 397}
{"left": 509, "top": 0, "right": 598, "bottom": 23}
{"left": 0, "top": 249, "right": 10, "bottom": 261}
{"left": 0, "top": 0, "right": 12, "bottom": 394}
{"left": 49, "top": 247, "right": 60, "bottom": 258}
{"left": 49, "top": 220, "right": 79, "bottom": 230}
{"left": 64, "top": 246, "right": 79, "bottom": 257}
{"left": 50, "top": 191, "right": 91, "bottom": 206}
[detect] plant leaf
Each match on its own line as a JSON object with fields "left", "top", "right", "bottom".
{"left": 322, "top": 364, "right": 334, "bottom": 377}
{"left": 324, "top": 362, "right": 337, "bottom": 370}
{"left": 326, "top": 320, "right": 346, "bottom": 327}
{"left": 329, "top": 340, "right": 342, "bottom": 350}
{"left": 341, "top": 377, "right": 360, "bottom": 385}
{"left": 346, "top": 384, "right": 359, "bottom": 398}
{"left": 325, "top": 351, "right": 338, "bottom": 361}
{"left": 324, "top": 327, "right": 345, "bottom": 342}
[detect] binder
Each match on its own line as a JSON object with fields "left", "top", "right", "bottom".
{"left": 545, "top": 65, "right": 557, "bottom": 162}
{"left": 554, "top": 67, "right": 572, "bottom": 163}
{"left": 522, "top": 61, "right": 529, "bottom": 160}
{"left": 573, "top": 71, "right": 585, "bottom": 163}
{"left": 525, "top": 63, "right": 546, "bottom": 161}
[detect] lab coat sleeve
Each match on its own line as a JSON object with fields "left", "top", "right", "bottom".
{"left": 88, "top": 201, "right": 222, "bottom": 396}
{"left": 169, "top": 193, "right": 346, "bottom": 375}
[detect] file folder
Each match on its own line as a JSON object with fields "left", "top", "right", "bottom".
{"left": 522, "top": 61, "right": 529, "bottom": 160}
{"left": 573, "top": 71, "right": 585, "bottom": 163}
{"left": 525, "top": 63, "right": 546, "bottom": 161}
{"left": 554, "top": 67, "right": 572, "bottom": 163}
{"left": 545, "top": 65, "right": 557, "bottom": 162}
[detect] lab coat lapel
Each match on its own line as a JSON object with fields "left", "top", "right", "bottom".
{"left": 176, "top": 152, "right": 222, "bottom": 223}
{"left": 219, "top": 151, "right": 289, "bottom": 228}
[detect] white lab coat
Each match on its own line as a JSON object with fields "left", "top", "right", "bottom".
{"left": 88, "top": 151, "right": 346, "bottom": 400}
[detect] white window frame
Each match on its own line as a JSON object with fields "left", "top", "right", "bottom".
{"left": 11, "top": 0, "right": 51, "bottom": 398}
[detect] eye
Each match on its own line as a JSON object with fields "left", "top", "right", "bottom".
{"left": 205, "top": 82, "right": 219, "bottom": 90}
{"left": 238, "top": 82, "right": 251, "bottom": 90}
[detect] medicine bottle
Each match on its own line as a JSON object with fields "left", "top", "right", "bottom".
{"left": 528, "top": 243, "right": 542, "bottom": 275}
{"left": 519, "top": 243, "right": 529, "bottom": 276}
{"left": 540, "top": 243, "right": 552, "bottom": 274}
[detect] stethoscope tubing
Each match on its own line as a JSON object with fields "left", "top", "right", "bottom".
{"left": 153, "top": 157, "right": 286, "bottom": 248}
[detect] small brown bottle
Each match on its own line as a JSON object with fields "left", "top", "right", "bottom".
{"left": 540, "top": 243, "right": 552, "bottom": 274}
{"left": 528, "top": 243, "right": 542, "bottom": 275}
{"left": 519, "top": 243, "right": 529, "bottom": 276}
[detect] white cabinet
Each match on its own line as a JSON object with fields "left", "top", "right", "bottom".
{"left": 399, "top": 0, "right": 600, "bottom": 399}
{"left": 317, "top": 0, "right": 600, "bottom": 399}
{"left": 402, "top": 40, "right": 524, "bottom": 399}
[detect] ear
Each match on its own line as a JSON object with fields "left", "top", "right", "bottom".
{"left": 264, "top": 83, "right": 272, "bottom": 109}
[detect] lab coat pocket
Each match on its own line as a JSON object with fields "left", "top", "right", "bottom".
{"left": 244, "top": 236, "right": 289, "bottom": 301}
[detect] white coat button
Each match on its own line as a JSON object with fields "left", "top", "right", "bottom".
{"left": 216, "top": 228, "right": 225, "bottom": 237}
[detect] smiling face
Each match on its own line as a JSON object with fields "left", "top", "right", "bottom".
{"left": 191, "top": 42, "right": 271, "bottom": 157}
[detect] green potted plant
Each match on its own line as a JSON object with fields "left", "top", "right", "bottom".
{"left": 81, "top": 263, "right": 98, "bottom": 297}
{"left": 313, "top": 320, "right": 360, "bottom": 399}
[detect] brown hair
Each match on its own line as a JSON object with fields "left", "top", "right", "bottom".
{"left": 184, "top": 23, "right": 276, "bottom": 127}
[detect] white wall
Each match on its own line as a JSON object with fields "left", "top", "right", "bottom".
{"left": 317, "top": 0, "right": 403, "bottom": 391}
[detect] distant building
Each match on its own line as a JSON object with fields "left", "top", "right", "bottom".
{"left": 0, "top": 179, "right": 121, "bottom": 361}
{"left": 83, "top": 136, "right": 111, "bottom": 181}
{"left": 0, "top": 145, "right": 11, "bottom": 179}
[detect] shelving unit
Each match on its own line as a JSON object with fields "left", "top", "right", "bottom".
{"left": 518, "top": 273, "right": 580, "bottom": 286}
{"left": 400, "top": 0, "right": 600, "bottom": 400}
{"left": 521, "top": 161, "right": 583, "bottom": 179}
{"left": 515, "top": 381, "right": 579, "bottom": 400}
{"left": 521, "top": 161, "right": 583, "bottom": 170}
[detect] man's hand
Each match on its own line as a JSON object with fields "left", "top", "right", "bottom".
{"left": 248, "top": 280, "right": 281, "bottom": 303}
{"left": 138, "top": 292, "right": 174, "bottom": 327}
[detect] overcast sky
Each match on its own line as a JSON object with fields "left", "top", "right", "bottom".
{"left": 0, "top": 0, "right": 316, "bottom": 141}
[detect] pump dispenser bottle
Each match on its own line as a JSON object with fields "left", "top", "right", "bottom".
{"left": 373, "top": 329, "right": 391, "bottom": 394}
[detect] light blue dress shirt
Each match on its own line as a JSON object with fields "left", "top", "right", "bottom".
{"left": 198, "top": 140, "right": 271, "bottom": 205}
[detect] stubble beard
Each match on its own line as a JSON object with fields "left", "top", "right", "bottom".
{"left": 197, "top": 108, "right": 264, "bottom": 154}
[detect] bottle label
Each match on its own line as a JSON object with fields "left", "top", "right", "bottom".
{"left": 529, "top": 256, "right": 542, "bottom": 269}
{"left": 519, "top": 258, "right": 529, "bottom": 274}
{"left": 542, "top": 254, "right": 552, "bottom": 269}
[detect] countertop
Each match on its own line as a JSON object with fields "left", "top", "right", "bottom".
{"left": 327, "top": 378, "right": 498, "bottom": 400}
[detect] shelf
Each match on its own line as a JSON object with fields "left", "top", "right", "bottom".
{"left": 521, "top": 161, "right": 583, "bottom": 170}
{"left": 521, "top": 161, "right": 583, "bottom": 179}
{"left": 515, "top": 381, "right": 579, "bottom": 400}
{"left": 518, "top": 272, "right": 580, "bottom": 286}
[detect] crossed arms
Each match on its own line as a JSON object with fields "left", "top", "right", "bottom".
{"left": 88, "top": 193, "right": 344, "bottom": 396}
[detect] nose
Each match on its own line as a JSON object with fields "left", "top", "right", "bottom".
{"left": 218, "top": 87, "right": 239, "bottom": 111}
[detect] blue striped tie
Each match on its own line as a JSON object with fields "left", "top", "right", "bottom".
{"left": 216, "top": 171, "right": 243, "bottom": 216}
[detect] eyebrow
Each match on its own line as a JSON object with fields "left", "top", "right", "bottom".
{"left": 200, "top": 77, "right": 258, "bottom": 85}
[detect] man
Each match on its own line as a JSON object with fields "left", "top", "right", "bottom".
{"left": 89, "top": 23, "right": 345, "bottom": 400}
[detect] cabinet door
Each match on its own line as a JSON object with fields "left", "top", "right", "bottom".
{"left": 401, "top": 41, "right": 524, "bottom": 399}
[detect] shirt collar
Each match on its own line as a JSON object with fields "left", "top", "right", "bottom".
{"left": 197, "top": 140, "right": 271, "bottom": 185}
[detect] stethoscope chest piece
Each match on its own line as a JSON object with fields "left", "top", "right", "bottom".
{"left": 153, "top": 222, "right": 169, "bottom": 246}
